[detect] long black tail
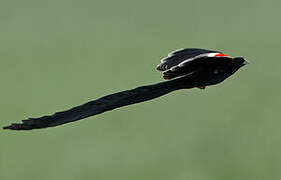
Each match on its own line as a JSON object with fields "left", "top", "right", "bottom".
{"left": 3, "top": 74, "right": 203, "bottom": 130}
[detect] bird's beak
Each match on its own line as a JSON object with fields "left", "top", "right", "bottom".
{"left": 242, "top": 59, "right": 249, "bottom": 65}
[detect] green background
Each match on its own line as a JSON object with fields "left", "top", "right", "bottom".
{"left": 1, "top": 0, "right": 280, "bottom": 179}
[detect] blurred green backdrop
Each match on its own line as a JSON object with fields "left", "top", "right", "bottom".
{"left": 1, "top": 0, "right": 280, "bottom": 179}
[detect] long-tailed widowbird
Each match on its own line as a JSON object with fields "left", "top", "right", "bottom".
{"left": 3, "top": 48, "right": 247, "bottom": 130}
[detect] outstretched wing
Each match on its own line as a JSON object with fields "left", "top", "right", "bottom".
{"left": 156, "top": 48, "right": 221, "bottom": 71}
{"left": 163, "top": 55, "right": 234, "bottom": 80}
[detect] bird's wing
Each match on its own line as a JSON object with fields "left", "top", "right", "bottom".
{"left": 156, "top": 48, "right": 221, "bottom": 71}
{"left": 162, "top": 56, "right": 233, "bottom": 80}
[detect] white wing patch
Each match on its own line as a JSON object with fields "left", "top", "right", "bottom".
{"left": 177, "top": 53, "right": 231, "bottom": 68}
{"left": 207, "top": 53, "right": 220, "bottom": 57}
{"left": 206, "top": 52, "right": 231, "bottom": 57}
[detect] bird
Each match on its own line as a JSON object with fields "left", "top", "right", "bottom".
{"left": 3, "top": 48, "right": 247, "bottom": 130}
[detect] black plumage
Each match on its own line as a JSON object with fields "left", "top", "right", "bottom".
{"left": 156, "top": 48, "right": 220, "bottom": 71}
{"left": 3, "top": 48, "right": 247, "bottom": 130}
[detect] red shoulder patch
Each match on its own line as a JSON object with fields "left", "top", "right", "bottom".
{"left": 214, "top": 53, "right": 228, "bottom": 57}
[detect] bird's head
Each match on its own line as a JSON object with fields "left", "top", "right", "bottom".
{"left": 229, "top": 57, "right": 248, "bottom": 74}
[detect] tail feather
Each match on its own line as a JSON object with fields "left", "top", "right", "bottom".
{"left": 3, "top": 73, "right": 204, "bottom": 131}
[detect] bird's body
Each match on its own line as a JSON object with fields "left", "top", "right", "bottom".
{"left": 157, "top": 48, "right": 247, "bottom": 89}
{"left": 3, "top": 48, "right": 247, "bottom": 130}
{"left": 157, "top": 48, "right": 245, "bottom": 81}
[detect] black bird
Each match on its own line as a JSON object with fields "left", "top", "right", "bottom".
{"left": 3, "top": 48, "right": 247, "bottom": 130}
